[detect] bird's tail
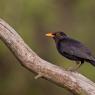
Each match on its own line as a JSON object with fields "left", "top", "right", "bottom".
{"left": 86, "top": 59, "right": 95, "bottom": 66}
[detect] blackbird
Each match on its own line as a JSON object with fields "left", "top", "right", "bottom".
{"left": 46, "top": 31, "right": 95, "bottom": 71}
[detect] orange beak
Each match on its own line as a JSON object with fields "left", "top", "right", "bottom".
{"left": 45, "top": 32, "right": 54, "bottom": 37}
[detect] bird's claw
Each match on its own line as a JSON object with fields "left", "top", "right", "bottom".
{"left": 66, "top": 67, "right": 77, "bottom": 72}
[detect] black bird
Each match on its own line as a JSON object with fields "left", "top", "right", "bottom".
{"left": 46, "top": 31, "right": 95, "bottom": 71}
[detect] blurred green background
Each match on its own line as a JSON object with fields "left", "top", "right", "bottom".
{"left": 0, "top": 0, "right": 95, "bottom": 95}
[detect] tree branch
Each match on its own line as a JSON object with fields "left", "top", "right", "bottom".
{"left": 0, "top": 18, "right": 95, "bottom": 95}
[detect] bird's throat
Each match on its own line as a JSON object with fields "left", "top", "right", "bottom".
{"left": 53, "top": 37, "right": 60, "bottom": 43}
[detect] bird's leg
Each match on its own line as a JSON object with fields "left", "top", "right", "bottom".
{"left": 67, "top": 61, "right": 82, "bottom": 71}
{"left": 73, "top": 61, "right": 82, "bottom": 71}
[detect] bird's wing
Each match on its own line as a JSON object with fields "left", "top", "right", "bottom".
{"left": 58, "top": 38, "right": 94, "bottom": 60}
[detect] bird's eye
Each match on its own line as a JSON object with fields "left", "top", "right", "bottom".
{"left": 56, "top": 33, "right": 62, "bottom": 37}
{"left": 53, "top": 32, "right": 66, "bottom": 37}
{"left": 60, "top": 32, "right": 64, "bottom": 36}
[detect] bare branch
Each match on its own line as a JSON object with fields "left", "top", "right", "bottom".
{"left": 0, "top": 18, "right": 95, "bottom": 95}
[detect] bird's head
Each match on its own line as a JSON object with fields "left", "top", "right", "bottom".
{"left": 45, "top": 31, "right": 67, "bottom": 40}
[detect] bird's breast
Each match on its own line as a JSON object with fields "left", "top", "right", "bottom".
{"left": 56, "top": 42, "right": 81, "bottom": 61}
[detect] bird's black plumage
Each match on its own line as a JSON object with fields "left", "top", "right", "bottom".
{"left": 46, "top": 31, "right": 95, "bottom": 70}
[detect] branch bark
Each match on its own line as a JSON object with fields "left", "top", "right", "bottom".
{"left": 0, "top": 18, "right": 95, "bottom": 95}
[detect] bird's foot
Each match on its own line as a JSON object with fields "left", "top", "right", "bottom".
{"left": 66, "top": 62, "right": 81, "bottom": 72}
{"left": 66, "top": 67, "right": 77, "bottom": 72}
